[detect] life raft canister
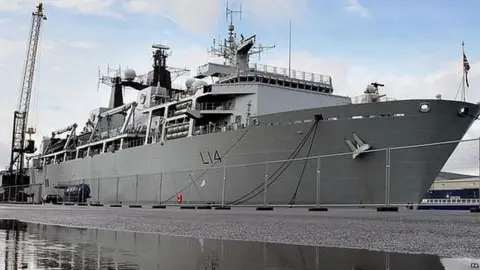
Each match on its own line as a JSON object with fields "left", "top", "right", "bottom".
{"left": 176, "top": 193, "right": 183, "bottom": 203}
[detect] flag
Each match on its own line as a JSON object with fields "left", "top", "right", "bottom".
{"left": 463, "top": 42, "right": 471, "bottom": 87}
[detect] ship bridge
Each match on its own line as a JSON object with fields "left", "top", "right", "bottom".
{"left": 195, "top": 62, "right": 333, "bottom": 94}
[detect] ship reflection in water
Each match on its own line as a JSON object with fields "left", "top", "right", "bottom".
{"left": 0, "top": 219, "right": 476, "bottom": 270}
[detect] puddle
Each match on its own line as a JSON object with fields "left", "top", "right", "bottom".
{"left": 0, "top": 219, "right": 476, "bottom": 269}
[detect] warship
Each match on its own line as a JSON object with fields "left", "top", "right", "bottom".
{"left": 15, "top": 7, "right": 480, "bottom": 206}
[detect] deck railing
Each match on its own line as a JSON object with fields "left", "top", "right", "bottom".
{"left": 248, "top": 63, "right": 332, "bottom": 85}
{"left": 350, "top": 94, "right": 397, "bottom": 104}
{"left": 196, "top": 62, "right": 332, "bottom": 86}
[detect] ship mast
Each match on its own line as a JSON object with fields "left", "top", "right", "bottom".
{"left": 208, "top": 2, "right": 275, "bottom": 71}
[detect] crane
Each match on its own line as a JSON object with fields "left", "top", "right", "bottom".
{"left": 1, "top": 3, "right": 46, "bottom": 201}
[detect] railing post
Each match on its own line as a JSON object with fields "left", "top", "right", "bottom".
{"left": 116, "top": 177, "right": 119, "bottom": 204}
{"left": 188, "top": 171, "right": 192, "bottom": 205}
{"left": 97, "top": 178, "right": 100, "bottom": 204}
{"left": 478, "top": 138, "right": 480, "bottom": 205}
{"left": 316, "top": 156, "right": 321, "bottom": 207}
{"left": 159, "top": 172, "right": 162, "bottom": 205}
{"left": 135, "top": 175, "right": 139, "bottom": 205}
{"left": 81, "top": 179, "right": 85, "bottom": 203}
{"left": 222, "top": 166, "right": 227, "bottom": 206}
{"left": 76, "top": 179, "right": 80, "bottom": 203}
{"left": 385, "top": 148, "right": 391, "bottom": 206}
{"left": 263, "top": 163, "right": 268, "bottom": 206}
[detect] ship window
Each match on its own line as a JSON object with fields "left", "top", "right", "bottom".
{"left": 419, "top": 102, "right": 431, "bottom": 113}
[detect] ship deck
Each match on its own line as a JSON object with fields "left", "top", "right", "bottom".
{"left": 0, "top": 204, "right": 478, "bottom": 258}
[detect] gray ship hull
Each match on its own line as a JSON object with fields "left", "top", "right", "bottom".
{"left": 33, "top": 99, "right": 479, "bottom": 206}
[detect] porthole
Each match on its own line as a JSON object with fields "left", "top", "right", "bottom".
{"left": 458, "top": 106, "right": 469, "bottom": 117}
{"left": 419, "top": 102, "right": 431, "bottom": 113}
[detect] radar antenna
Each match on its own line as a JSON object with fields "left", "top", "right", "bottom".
{"left": 209, "top": 2, "right": 242, "bottom": 65}
{"left": 249, "top": 42, "right": 276, "bottom": 61}
{"left": 208, "top": 2, "right": 275, "bottom": 67}
{"left": 226, "top": 1, "right": 242, "bottom": 25}
{"left": 98, "top": 64, "right": 122, "bottom": 89}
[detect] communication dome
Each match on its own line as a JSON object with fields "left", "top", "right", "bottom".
{"left": 124, "top": 69, "right": 136, "bottom": 81}
{"left": 185, "top": 78, "right": 196, "bottom": 88}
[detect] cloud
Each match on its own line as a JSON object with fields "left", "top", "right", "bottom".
{"left": 46, "top": 0, "right": 122, "bottom": 18}
{"left": 122, "top": 0, "right": 222, "bottom": 34}
{"left": 241, "top": 0, "right": 308, "bottom": 23}
{"left": 69, "top": 40, "right": 98, "bottom": 50}
{"left": 0, "top": 0, "right": 307, "bottom": 34}
{"left": 0, "top": 37, "right": 25, "bottom": 59}
{"left": 0, "top": 0, "right": 23, "bottom": 11}
{"left": 344, "top": 0, "right": 369, "bottom": 18}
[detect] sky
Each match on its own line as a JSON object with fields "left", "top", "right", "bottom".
{"left": 0, "top": 0, "right": 479, "bottom": 175}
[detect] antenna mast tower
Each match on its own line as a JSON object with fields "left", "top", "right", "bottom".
{"left": 208, "top": 2, "right": 275, "bottom": 66}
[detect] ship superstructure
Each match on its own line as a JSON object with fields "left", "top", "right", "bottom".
{"left": 34, "top": 7, "right": 347, "bottom": 168}
{"left": 11, "top": 6, "right": 480, "bottom": 207}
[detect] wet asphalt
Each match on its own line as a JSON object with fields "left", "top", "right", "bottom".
{"left": 0, "top": 204, "right": 478, "bottom": 258}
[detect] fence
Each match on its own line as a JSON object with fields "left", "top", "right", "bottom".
{"left": 2, "top": 138, "right": 480, "bottom": 209}
{"left": 40, "top": 138, "right": 479, "bottom": 209}
{"left": 0, "top": 183, "right": 42, "bottom": 204}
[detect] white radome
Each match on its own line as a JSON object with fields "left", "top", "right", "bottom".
{"left": 185, "top": 78, "right": 196, "bottom": 88}
{"left": 192, "top": 80, "right": 208, "bottom": 89}
{"left": 124, "top": 69, "right": 136, "bottom": 81}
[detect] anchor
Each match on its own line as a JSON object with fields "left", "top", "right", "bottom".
{"left": 345, "top": 133, "right": 371, "bottom": 159}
